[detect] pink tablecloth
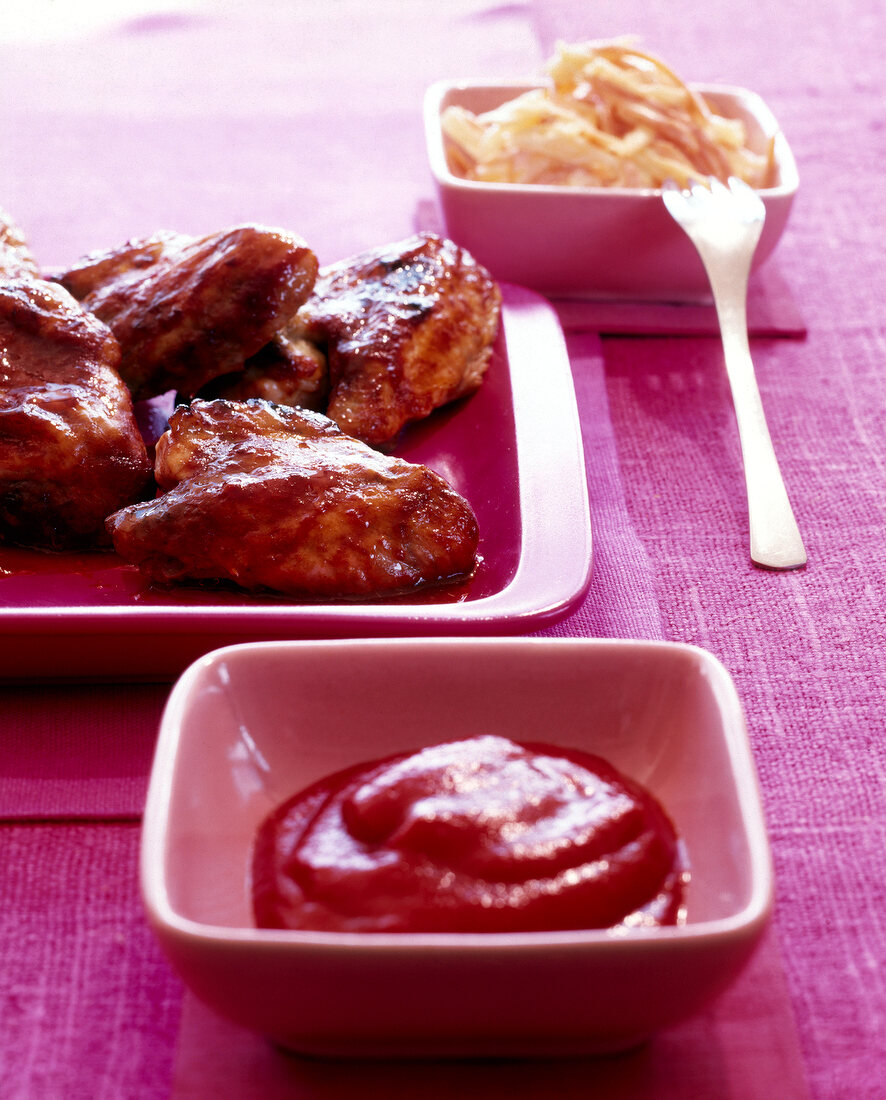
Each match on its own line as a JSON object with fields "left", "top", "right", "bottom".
{"left": 1, "top": 2, "right": 884, "bottom": 1098}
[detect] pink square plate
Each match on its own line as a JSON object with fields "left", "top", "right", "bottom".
{"left": 141, "top": 636, "right": 774, "bottom": 1059}
{"left": 0, "top": 286, "right": 591, "bottom": 681}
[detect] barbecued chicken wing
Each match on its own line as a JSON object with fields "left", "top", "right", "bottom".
{"left": 106, "top": 398, "right": 479, "bottom": 597}
{"left": 293, "top": 232, "right": 501, "bottom": 445}
{"left": 0, "top": 276, "right": 152, "bottom": 550}
{"left": 54, "top": 224, "right": 318, "bottom": 401}
{"left": 199, "top": 321, "right": 328, "bottom": 410}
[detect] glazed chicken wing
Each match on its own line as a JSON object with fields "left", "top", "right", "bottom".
{"left": 54, "top": 224, "right": 318, "bottom": 401}
{"left": 200, "top": 320, "right": 328, "bottom": 411}
{"left": 0, "top": 276, "right": 152, "bottom": 550}
{"left": 106, "top": 398, "right": 479, "bottom": 597}
{"left": 294, "top": 232, "right": 501, "bottom": 445}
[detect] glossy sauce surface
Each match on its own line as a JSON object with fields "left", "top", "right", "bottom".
{"left": 0, "top": 278, "right": 152, "bottom": 550}
{"left": 252, "top": 735, "right": 686, "bottom": 933}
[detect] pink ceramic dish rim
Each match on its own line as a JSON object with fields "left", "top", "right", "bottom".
{"left": 141, "top": 637, "right": 774, "bottom": 953}
{"left": 425, "top": 79, "right": 799, "bottom": 199}
{"left": 0, "top": 286, "right": 592, "bottom": 680}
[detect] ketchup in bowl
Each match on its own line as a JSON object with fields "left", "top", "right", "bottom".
{"left": 252, "top": 735, "right": 686, "bottom": 934}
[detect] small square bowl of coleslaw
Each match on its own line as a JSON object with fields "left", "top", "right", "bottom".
{"left": 424, "top": 40, "right": 798, "bottom": 300}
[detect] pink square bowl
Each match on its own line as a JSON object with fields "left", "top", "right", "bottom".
{"left": 141, "top": 637, "right": 773, "bottom": 1059}
{"left": 424, "top": 80, "right": 798, "bottom": 300}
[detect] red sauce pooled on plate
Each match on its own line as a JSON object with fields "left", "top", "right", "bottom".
{"left": 251, "top": 735, "right": 686, "bottom": 933}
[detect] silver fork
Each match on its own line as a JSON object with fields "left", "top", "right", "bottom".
{"left": 662, "top": 176, "right": 806, "bottom": 570}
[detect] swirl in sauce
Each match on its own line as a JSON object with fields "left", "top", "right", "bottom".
{"left": 252, "top": 735, "right": 686, "bottom": 934}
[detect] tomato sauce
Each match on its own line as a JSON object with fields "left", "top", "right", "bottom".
{"left": 252, "top": 735, "right": 686, "bottom": 934}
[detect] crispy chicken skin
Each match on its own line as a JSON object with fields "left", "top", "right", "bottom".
{"left": 294, "top": 232, "right": 501, "bottom": 445}
{"left": 55, "top": 225, "right": 319, "bottom": 401}
{"left": 0, "top": 278, "right": 152, "bottom": 550}
{"left": 107, "top": 398, "right": 479, "bottom": 597}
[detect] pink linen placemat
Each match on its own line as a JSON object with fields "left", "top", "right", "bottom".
{"left": 540, "top": 332, "right": 665, "bottom": 640}
{"left": 171, "top": 927, "right": 807, "bottom": 1100}
{"left": 551, "top": 264, "right": 807, "bottom": 336}
{"left": 0, "top": 823, "right": 181, "bottom": 1099}
{"left": 0, "top": 683, "right": 167, "bottom": 820}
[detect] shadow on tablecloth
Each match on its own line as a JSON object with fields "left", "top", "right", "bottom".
{"left": 171, "top": 927, "right": 809, "bottom": 1099}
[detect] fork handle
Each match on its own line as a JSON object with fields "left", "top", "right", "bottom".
{"left": 706, "top": 255, "right": 807, "bottom": 570}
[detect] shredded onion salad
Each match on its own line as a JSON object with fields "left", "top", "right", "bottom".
{"left": 441, "top": 39, "right": 775, "bottom": 190}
